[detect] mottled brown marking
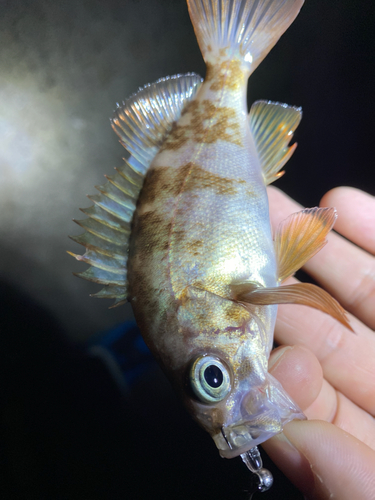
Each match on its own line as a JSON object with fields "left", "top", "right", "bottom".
{"left": 132, "top": 209, "right": 172, "bottom": 259}
{"left": 237, "top": 358, "right": 253, "bottom": 381}
{"left": 128, "top": 263, "right": 160, "bottom": 330}
{"left": 178, "top": 286, "right": 190, "bottom": 306}
{"left": 192, "top": 100, "right": 241, "bottom": 145}
{"left": 224, "top": 302, "right": 248, "bottom": 323}
{"left": 130, "top": 274, "right": 158, "bottom": 319}
{"left": 161, "top": 121, "right": 190, "bottom": 151}
{"left": 130, "top": 161, "right": 249, "bottom": 313}
{"left": 189, "top": 239, "right": 203, "bottom": 249}
{"left": 140, "top": 163, "right": 243, "bottom": 211}
{"left": 175, "top": 162, "right": 193, "bottom": 187}
{"left": 207, "top": 44, "right": 212, "bottom": 52}
{"left": 205, "top": 62, "right": 215, "bottom": 82}
{"left": 185, "top": 239, "right": 203, "bottom": 257}
{"left": 184, "top": 163, "right": 239, "bottom": 195}
{"left": 205, "top": 59, "right": 245, "bottom": 92}
{"left": 172, "top": 229, "right": 186, "bottom": 244}
{"left": 181, "top": 99, "right": 199, "bottom": 117}
{"left": 138, "top": 210, "right": 163, "bottom": 226}
{"left": 161, "top": 99, "right": 242, "bottom": 151}
{"left": 139, "top": 166, "right": 170, "bottom": 204}
{"left": 159, "top": 125, "right": 186, "bottom": 151}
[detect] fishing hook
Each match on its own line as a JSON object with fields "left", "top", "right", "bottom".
{"left": 221, "top": 426, "right": 273, "bottom": 495}
{"left": 241, "top": 446, "right": 273, "bottom": 495}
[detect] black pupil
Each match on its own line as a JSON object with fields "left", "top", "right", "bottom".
{"left": 204, "top": 365, "right": 223, "bottom": 388}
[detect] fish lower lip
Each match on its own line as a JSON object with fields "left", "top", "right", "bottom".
{"left": 214, "top": 406, "right": 306, "bottom": 458}
{"left": 215, "top": 413, "right": 283, "bottom": 458}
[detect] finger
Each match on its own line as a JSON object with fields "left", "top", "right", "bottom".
{"left": 263, "top": 420, "right": 375, "bottom": 500}
{"left": 303, "top": 379, "right": 336, "bottom": 421}
{"left": 274, "top": 287, "right": 375, "bottom": 416}
{"left": 267, "top": 186, "right": 375, "bottom": 329}
{"left": 308, "top": 227, "right": 375, "bottom": 331}
{"left": 321, "top": 187, "right": 375, "bottom": 255}
{"left": 268, "top": 345, "right": 323, "bottom": 411}
{"left": 267, "top": 188, "right": 375, "bottom": 412}
{"left": 267, "top": 186, "right": 302, "bottom": 228}
{"left": 332, "top": 392, "right": 375, "bottom": 451}
{"left": 304, "top": 380, "right": 375, "bottom": 451}
{"left": 269, "top": 346, "right": 375, "bottom": 450}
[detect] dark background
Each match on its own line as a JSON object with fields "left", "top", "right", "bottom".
{"left": 0, "top": 0, "right": 374, "bottom": 498}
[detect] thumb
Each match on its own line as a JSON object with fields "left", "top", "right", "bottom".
{"left": 262, "top": 420, "right": 375, "bottom": 499}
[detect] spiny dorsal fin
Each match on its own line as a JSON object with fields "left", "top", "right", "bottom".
{"left": 275, "top": 207, "right": 336, "bottom": 283}
{"left": 69, "top": 73, "right": 203, "bottom": 307}
{"left": 249, "top": 100, "right": 302, "bottom": 185}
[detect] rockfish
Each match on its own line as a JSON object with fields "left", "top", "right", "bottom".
{"left": 69, "top": 0, "right": 352, "bottom": 490}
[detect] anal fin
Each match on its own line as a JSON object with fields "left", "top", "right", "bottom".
{"left": 231, "top": 282, "right": 353, "bottom": 332}
{"left": 275, "top": 207, "right": 337, "bottom": 283}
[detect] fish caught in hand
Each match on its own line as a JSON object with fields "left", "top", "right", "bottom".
{"left": 69, "top": 0, "right": 352, "bottom": 490}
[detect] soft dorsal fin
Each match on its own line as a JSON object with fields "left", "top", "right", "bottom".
{"left": 112, "top": 73, "right": 203, "bottom": 173}
{"left": 249, "top": 100, "right": 302, "bottom": 185}
{"left": 69, "top": 73, "right": 203, "bottom": 307}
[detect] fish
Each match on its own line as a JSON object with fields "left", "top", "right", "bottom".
{"left": 69, "top": 0, "right": 353, "bottom": 490}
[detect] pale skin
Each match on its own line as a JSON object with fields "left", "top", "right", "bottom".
{"left": 263, "top": 186, "right": 375, "bottom": 499}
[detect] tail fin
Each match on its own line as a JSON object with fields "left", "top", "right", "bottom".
{"left": 187, "top": 0, "right": 304, "bottom": 71}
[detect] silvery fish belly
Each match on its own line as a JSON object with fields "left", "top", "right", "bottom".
{"left": 69, "top": 0, "right": 353, "bottom": 464}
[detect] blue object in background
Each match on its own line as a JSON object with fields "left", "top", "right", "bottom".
{"left": 86, "top": 321, "right": 156, "bottom": 394}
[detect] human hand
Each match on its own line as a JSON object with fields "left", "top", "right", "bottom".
{"left": 263, "top": 186, "right": 375, "bottom": 499}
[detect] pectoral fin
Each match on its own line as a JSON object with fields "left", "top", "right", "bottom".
{"left": 275, "top": 207, "right": 337, "bottom": 283}
{"left": 231, "top": 282, "right": 353, "bottom": 332}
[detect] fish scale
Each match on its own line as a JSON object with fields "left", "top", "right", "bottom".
{"left": 150, "top": 73, "right": 276, "bottom": 298}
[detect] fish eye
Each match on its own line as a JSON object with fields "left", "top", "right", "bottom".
{"left": 189, "top": 356, "right": 231, "bottom": 404}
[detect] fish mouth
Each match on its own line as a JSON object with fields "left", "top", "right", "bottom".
{"left": 214, "top": 413, "right": 294, "bottom": 459}
{"left": 213, "top": 373, "right": 306, "bottom": 459}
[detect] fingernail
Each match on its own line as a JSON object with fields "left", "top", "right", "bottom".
{"left": 268, "top": 346, "right": 292, "bottom": 370}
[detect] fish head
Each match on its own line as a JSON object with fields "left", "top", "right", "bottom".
{"left": 178, "top": 287, "right": 304, "bottom": 459}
